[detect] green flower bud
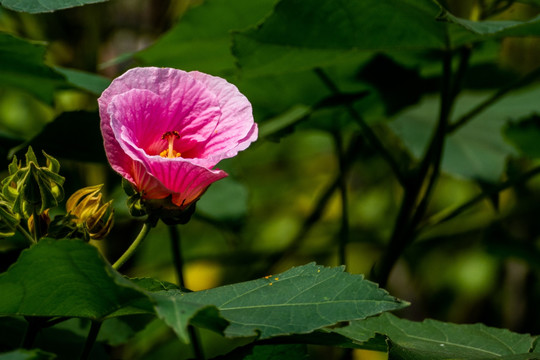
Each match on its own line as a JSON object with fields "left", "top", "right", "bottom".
{"left": 1, "top": 147, "right": 65, "bottom": 220}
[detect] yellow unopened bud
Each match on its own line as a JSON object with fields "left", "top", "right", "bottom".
{"left": 66, "top": 185, "right": 114, "bottom": 240}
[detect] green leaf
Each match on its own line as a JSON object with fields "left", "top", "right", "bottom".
{"left": 157, "top": 263, "right": 407, "bottom": 340}
{"left": 0, "top": 239, "right": 152, "bottom": 319}
{"left": 439, "top": 8, "right": 540, "bottom": 47}
{"left": 213, "top": 343, "right": 308, "bottom": 360}
{"left": 136, "top": 0, "right": 275, "bottom": 75}
{"left": 335, "top": 313, "right": 539, "bottom": 360}
{"left": 53, "top": 67, "right": 110, "bottom": 96}
{"left": 0, "top": 349, "right": 55, "bottom": 360}
{"left": 16, "top": 111, "right": 107, "bottom": 163}
{"left": 390, "top": 89, "right": 529, "bottom": 181}
{"left": 0, "top": 33, "right": 67, "bottom": 104}
{"left": 503, "top": 114, "right": 540, "bottom": 158}
{"left": 0, "top": 0, "right": 108, "bottom": 13}
{"left": 197, "top": 177, "right": 249, "bottom": 221}
{"left": 151, "top": 291, "right": 228, "bottom": 343}
{"left": 232, "top": 0, "right": 446, "bottom": 76}
{"left": 258, "top": 105, "right": 312, "bottom": 140}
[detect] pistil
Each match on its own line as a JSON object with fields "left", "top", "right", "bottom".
{"left": 160, "top": 131, "right": 181, "bottom": 158}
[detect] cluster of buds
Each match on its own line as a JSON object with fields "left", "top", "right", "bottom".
{"left": 1, "top": 147, "right": 64, "bottom": 240}
{"left": 0, "top": 147, "right": 114, "bottom": 243}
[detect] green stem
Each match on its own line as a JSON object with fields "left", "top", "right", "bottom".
{"left": 334, "top": 131, "right": 349, "bottom": 266}
{"left": 419, "top": 165, "right": 540, "bottom": 233}
{"left": 31, "top": 209, "right": 41, "bottom": 242}
{"left": 21, "top": 317, "right": 44, "bottom": 349}
{"left": 260, "top": 132, "right": 363, "bottom": 277}
{"left": 168, "top": 225, "right": 186, "bottom": 289}
{"left": 373, "top": 49, "right": 457, "bottom": 287}
{"left": 79, "top": 321, "right": 102, "bottom": 360}
{"left": 167, "top": 225, "right": 204, "bottom": 360}
{"left": 314, "top": 68, "right": 407, "bottom": 185}
{"left": 17, "top": 223, "right": 36, "bottom": 245}
{"left": 112, "top": 222, "right": 152, "bottom": 270}
{"left": 448, "top": 64, "right": 540, "bottom": 134}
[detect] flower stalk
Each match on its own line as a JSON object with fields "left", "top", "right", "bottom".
{"left": 112, "top": 222, "right": 152, "bottom": 270}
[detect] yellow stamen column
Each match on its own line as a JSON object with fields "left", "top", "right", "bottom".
{"left": 160, "top": 131, "right": 181, "bottom": 158}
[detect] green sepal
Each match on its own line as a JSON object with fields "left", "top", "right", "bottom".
{"left": 0, "top": 195, "right": 20, "bottom": 238}
{"left": 46, "top": 213, "right": 80, "bottom": 239}
{"left": 122, "top": 177, "right": 137, "bottom": 197}
{"left": 43, "top": 151, "right": 61, "bottom": 173}
{"left": 143, "top": 196, "right": 196, "bottom": 226}
{"left": 126, "top": 192, "right": 147, "bottom": 218}
{"left": 25, "top": 146, "right": 39, "bottom": 165}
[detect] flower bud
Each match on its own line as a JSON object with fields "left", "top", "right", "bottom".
{"left": 66, "top": 184, "right": 114, "bottom": 240}
{"left": 1, "top": 147, "right": 64, "bottom": 220}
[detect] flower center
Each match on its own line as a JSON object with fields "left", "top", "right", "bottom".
{"left": 160, "top": 131, "right": 182, "bottom": 158}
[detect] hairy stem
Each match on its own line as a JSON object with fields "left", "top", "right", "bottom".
{"left": 112, "top": 222, "right": 152, "bottom": 270}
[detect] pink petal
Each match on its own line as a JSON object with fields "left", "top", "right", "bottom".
{"left": 183, "top": 71, "right": 258, "bottom": 165}
{"left": 100, "top": 67, "right": 223, "bottom": 156}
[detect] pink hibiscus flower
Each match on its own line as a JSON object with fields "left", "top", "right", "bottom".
{"left": 99, "top": 67, "right": 257, "bottom": 210}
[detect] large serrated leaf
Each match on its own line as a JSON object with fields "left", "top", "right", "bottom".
{"left": 155, "top": 263, "right": 408, "bottom": 340}
{"left": 0, "top": 239, "right": 151, "bottom": 320}
{"left": 0, "top": 0, "right": 108, "bottom": 13}
{"left": 151, "top": 291, "right": 228, "bottom": 343}
{"left": 335, "top": 313, "right": 539, "bottom": 360}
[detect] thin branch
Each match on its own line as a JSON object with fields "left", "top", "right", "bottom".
{"left": 167, "top": 226, "right": 204, "bottom": 360}
{"left": 448, "top": 65, "right": 540, "bottom": 134}
{"left": 168, "top": 225, "right": 186, "bottom": 289}
{"left": 373, "top": 50, "right": 456, "bottom": 287}
{"left": 261, "top": 133, "right": 363, "bottom": 276}
{"left": 334, "top": 131, "right": 349, "bottom": 266}
{"left": 79, "top": 321, "right": 102, "bottom": 360}
{"left": 418, "top": 165, "right": 540, "bottom": 233}
{"left": 314, "top": 68, "right": 407, "bottom": 185}
{"left": 17, "top": 223, "right": 36, "bottom": 245}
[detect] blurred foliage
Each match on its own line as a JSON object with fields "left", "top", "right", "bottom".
{"left": 1, "top": 0, "right": 540, "bottom": 359}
